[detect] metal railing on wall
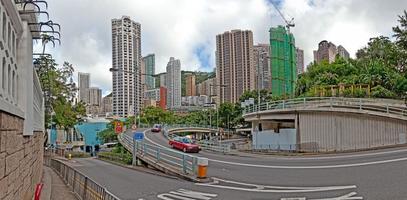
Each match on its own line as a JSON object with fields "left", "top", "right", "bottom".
{"left": 243, "top": 97, "right": 407, "bottom": 119}
{"left": 44, "top": 154, "right": 120, "bottom": 200}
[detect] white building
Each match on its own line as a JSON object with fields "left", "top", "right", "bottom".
{"left": 166, "top": 57, "right": 181, "bottom": 109}
{"left": 111, "top": 16, "right": 142, "bottom": 117}
{"left": 144, "top": 88, "right": 160, "bottom": 102}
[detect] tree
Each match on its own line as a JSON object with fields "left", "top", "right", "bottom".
{"left": 35, "top": 57, "right": 86, "bottom": 130}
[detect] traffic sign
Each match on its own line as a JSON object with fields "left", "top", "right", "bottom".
{"left": 133, "top": 132, "right": 144, "bottom": 141}
{"left": 114, "top": 121, "right": 123, "bottom": 134}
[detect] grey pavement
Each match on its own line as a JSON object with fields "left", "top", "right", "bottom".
{"left": 41, "top": 166, "right": 77, "bottom": 200}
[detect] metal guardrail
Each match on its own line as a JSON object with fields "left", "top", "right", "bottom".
{"left": 45, "top": 157, "right": 120, "bottom": 200}
{"left": 119, "top": 133, "right": 198, "bottom": 176}
{"left": 198, "top": 140, "right": 231, "bottom": 154}
{"left": 243, "top": 97, "right": 407, "bottom": 119}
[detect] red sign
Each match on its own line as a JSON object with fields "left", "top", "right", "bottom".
{"left": 114, "top": 121, "right": 123, "bottom": 134}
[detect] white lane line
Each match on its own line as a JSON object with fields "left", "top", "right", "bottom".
{"left": 208, "top": 156, "right": 407, "bottom": 169}
{"left": 157, "top": 189, "right": 217, "bottom": 200}
{"left": 310, "top": 192, "right": 363, "bottom": 200}
{"left": 208, "top": 177, "right": 355, "bottom": 190}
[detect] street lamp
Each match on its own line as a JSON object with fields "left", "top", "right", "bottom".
{"left": 209, "top": 84, "right": 227, "bottom": 143}
{"left": 257, "top": 51, "right": 268, "bottom": 111}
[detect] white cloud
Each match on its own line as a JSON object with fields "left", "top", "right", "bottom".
{"left": 44, "top": 0, "right": 406, "bottom": 95}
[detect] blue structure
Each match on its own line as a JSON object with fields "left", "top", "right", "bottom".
{"left": 75, "top": 122, "right": 108, "bottom": 154}
{"left": 49, "top": 127, "right": 57, "bottom": 145}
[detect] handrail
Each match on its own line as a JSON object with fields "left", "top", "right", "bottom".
{"left": 45, "top": 157, "right": 120, "bottom": 200}
{"left": 243, "top": 97, "right": 407, "bottom": 119}
{"left": 197, "top": 140, "right": 231, "bottom": 154}
{"left": 119, "top": 132, "right": 198, "bottom": 176}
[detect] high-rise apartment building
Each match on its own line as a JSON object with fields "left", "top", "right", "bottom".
{"left": 87, "top": 87, "right": 102, "bottom": 115}
{"left": 216, "top": 30, "right": 255, "bottom": 103}
{"left": 296, "top": 48, "right": 304, "bottom": 75}
{"left": 166, "top": 57, "right": 181, "bottom": 109}
{"left": 337, "top": 45, "right": 350, "bottom": 60}
{"left": 253, "top": 44, "right": 271, "bottom": 90}
{"left": 111, "top": 16, "right": 142, "bottom": 117}
{"left": 102, "top": 94, "right": 113, "bottom": 115}
{"left": 270, "top": 26, "right": 297, "bottom": 97}
{"left": 142, "top": 54, "right": 155, "bottom": 89}
{"left": 78, "top": 72, "right": 90, "bottom": 104}
{"left": 159, "top": 73, "right": 167, "bottom": 87}
{"left": 185, "top": 74, "right": 196, "bottom": 96}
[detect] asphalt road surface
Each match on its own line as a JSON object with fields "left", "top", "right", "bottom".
{"left": 67, "top": 130, "right": 407, "bottom": 199}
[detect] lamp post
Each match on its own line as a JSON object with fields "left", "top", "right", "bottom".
{"left": 209, "top": 84, "right": 227, "bottom": 143}
{"left": 257, "top": 51, "right": 268, "bottom": 111}
{"left": 109, "top": 67, "right": 157, "bottom": 127}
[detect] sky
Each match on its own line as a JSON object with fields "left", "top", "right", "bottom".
{"left": 42, "top": 0, "right": 407, "bottom": 96}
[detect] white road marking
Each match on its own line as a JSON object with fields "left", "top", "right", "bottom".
{"left": 208, "top": 157, "right": 407, "bottom": 169}
{"left": 157, "top": 189, "right": 217, "bottom": 200}
{"left": 144, "top": 130, "right": 407, "bottom": 169}
{"left": 310, "top": 192, "right": 363, "bottom": 200}
{"left": 196, "top": 177, "right": 356, "bottom": 193}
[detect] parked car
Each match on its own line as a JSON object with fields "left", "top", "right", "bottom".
{"left": 169, "top": 136, "right": 200, "bottom": 153}
{"left": 151, "top": 124, "right": 162, "bottom": 132}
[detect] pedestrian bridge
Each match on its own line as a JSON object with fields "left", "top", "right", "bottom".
{"left": 243, "top": 97, "right": 407, "bottom": 152}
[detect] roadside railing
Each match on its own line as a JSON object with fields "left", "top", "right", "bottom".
{"left": 243, "top": 97, "right": 407, "bottom": 119}
{"left": 45, "top": 157, "right": 120, "bottom": 200}
{"left": 198, "top": 140, "right": 231, "bottom": 154}
{"left": 119, "top": 132, "right": 199, "bottom": 176}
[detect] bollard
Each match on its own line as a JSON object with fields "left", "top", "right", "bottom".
{"left": 197, "top": 157, "right": 208, "bottom": 179}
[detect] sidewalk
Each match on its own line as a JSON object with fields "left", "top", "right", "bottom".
{"left": 41, "top": 165, "right": 78, "bottom": 200}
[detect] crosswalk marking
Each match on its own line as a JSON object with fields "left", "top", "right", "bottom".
{"left": 157, "top": 189, "right": 218, "bottom": 200}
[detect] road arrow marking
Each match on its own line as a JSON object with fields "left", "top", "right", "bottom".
{"left": 196, "top": 177, "right": 356, "bottom": 193}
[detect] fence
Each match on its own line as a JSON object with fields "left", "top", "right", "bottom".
{"left": 243, "top": 97, "right": 407, "bottom": 119}
{"left": 197, "top": 140, "right": 231, "bottom": 154}
{"left": 44, "top": 155, "right": 120, "bottom": 200}
{"left": 119, "top": 133, "right": 198, "bottom": 176}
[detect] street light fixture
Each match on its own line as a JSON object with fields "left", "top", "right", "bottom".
{"left": 209, "top": 84, "right": 227, "bottom": 143}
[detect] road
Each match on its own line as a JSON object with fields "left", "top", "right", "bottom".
{"left": 141, "top": 130, "right": 407, "bottom": 199}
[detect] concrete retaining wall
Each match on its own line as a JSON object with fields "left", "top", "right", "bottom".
{"left": 299, "top": 112, "right": 407, "bottom": 152}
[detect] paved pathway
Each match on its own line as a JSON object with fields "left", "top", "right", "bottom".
{"left": 41, "top": 166, "right": 77, "bottom": 200}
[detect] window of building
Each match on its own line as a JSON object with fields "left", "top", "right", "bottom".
{"left": 2, "top": 58, "right": 5, "bottom": 90}
{"left": 2, "top": 12, "right": 5, "bottom": 42}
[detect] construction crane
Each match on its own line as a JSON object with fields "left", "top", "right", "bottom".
{"left": 270, "top": 2, "right": 295, "bottom": 32}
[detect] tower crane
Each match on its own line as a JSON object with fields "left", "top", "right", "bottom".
{"left": 270, "top": 2, "right": 295, "bottom": 32}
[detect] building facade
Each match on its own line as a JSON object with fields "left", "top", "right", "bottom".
{"left": 111, "top": 16, "right": 142, "bottom": 117}
{"left": 144, "top": 88, "right": 160, "bottom": 102}
{"left": 159, "top": 86, "right": 167, "bottom": 110}
{"left": 196, "top": 77, "right": 217, "bottom": 103}
{"left": 159, "top": 73, "right": 166, "bottom": 87}
{"left": 296, "top": 48, "right": 304, "bottom": 75}
{"left": 216, "top": 29, "right": 255, "bottom": 103}
{"left": 87, "top": 87, "right": 102, "bottom": 115}
{"left": 166, "top": 57, "right": 181, "bottom": 109}
{"left": 0, "top": 1, "right": 50, "bottom": 199}
{"left": 337, "top": 45, "right": 350, "bottom": 60}
{"left": 270, "top": 26, "right": 297, "bottom": 97}
{"left": 102, "top": 94, "right": 113, "bottom": 115}
{"left": 142, "top": 54, "right": 155, "bottom": 90}
{"left": 185, "top": 74, "right": 196, "bottom": 96}
{"left": 253, "top": 43, "right": 271, "bottom": 90}
{"left": 78, "top": 72, "right": 90, "bottom": 103}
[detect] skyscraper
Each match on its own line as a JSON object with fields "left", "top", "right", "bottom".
{"left": 296, "top": 48, "right": 304, "bottom": 75}
{"left": 313, "top": 40, "right": 337, "bottom": 64}
{"left": 111, "top": 16, "right": 142, "bottom": 117}
{"left": 185, "top": 74, "right": 196, "bottom": 96}
{"left": 216, "top": 29, "right": 255, "bottom": 103}
{"left": 159, "top": 73, "right": 167, "bottom": 87}
{"left": 270, "top": 26, "right": 297, "bottom": 97}
{"left": 142, "top": 54, "right": 155, "bottom": 89}
{"left": 166, "top": 57, "right": 181, "bottom": 109}
{"left": 78, "top": 72, "right": 90, "bottom": 104}
{"left": 337, "top": 45, "right": 350, "bottom": 60}
{"left": 253, "top": 44, "right": 271, "bottom": 90}
{"left": 88, "top": 87, "right": 102, "bottom": 115}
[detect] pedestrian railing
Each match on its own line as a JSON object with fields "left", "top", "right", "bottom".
{"left": 197, "top": 140, "right": 231, "bottom": 154}
{"left": 45, "top": 157, "right": 120, "bottom": 200}
{"left": 243, "top": 97, "right": 407, "bottom": 119}
{"left": 119, "top": 133, "right": 199, "bottom": 176}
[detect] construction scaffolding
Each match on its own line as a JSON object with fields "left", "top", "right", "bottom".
{"left": 270, "top": 26, "right": 297, "bottom": 97}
